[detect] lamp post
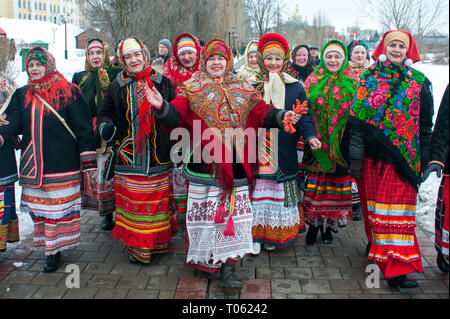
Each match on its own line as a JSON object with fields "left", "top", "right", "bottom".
{"left": 61, "top": 15, "right": 67, "bottom": 59}
{"left": 228, "top": 27, "right": 235, "bottom": 47}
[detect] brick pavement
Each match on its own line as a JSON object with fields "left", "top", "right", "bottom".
{"left": 0, "top": 209, "right": 448, "bottom": 299}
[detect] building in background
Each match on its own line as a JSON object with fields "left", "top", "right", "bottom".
{"left": 0, "top": 0, "right": 86, "bottom": 28}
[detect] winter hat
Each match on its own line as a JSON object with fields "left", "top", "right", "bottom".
{"left": 25, "top": 46, "right": 56, "bottom": 77}
{"left": 347, "top": 39, "right": 370, "bottom": 60}
{"left": 177, "top": 36, "right": 197, "bottom": 56}
{"left": 87, "top": 39, "right": 104, "bottom": 52}
{"left": 121, "top": 38, "right": 142, "bottom": 56}
{"left": 371, "top": 30, "right": 421, "bottom": 65}
{"left": 323, "top": 42, "right": 346, "bottom": 59}
{"left": 247, "top": 41, "right": 258, "bottom": 54}
{"left": 159, "top": 39, "right": 172, "bottom": 52}
{"left": 258, "top": 33, "right": 290, "bottom": 60}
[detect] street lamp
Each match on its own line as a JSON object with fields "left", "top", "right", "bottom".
{"left": 61, "top": 15, "right": 67, "bottom": 59}
{"left": 228, "top": 27, "right": 235, "bottom": 47}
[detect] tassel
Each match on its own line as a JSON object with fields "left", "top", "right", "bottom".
{"left": 214, "top": 204, "right": 225, "bottom": 223}
{"left": 223, "top": 214, "right": 235, "bottom": 236}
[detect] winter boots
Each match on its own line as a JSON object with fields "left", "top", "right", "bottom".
{"left": 305, "top": 225, "right": 320, "bottom": 245}
{"left": 101, "top": 213, "right": 114, "bottom": 231}
{"left": 386, "top": 275, "right": 418, "bottom": 289}
{"left": 321, "top": 227, "right": 333, "bottom": 244}
{"left": 218, "top": 262, "right": 243, "bottom": 289}
{"left": 43, "top": 252, "right": 61, "bottom": 273}
{"left": 352, "top": 204, "right": 362, "bottom": 221}
{"left": 437, "top": 250, "right": 449, "bottom": 273}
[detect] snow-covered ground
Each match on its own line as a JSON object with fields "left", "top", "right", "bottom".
{"left": 0, "top": 18, "right": 448, "bottom": 252}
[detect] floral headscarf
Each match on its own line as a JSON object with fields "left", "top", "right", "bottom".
{"left": 303, "top": 39, "right": 359, "bottom": 173}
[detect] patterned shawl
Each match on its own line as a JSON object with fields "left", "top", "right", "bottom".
{"left": 350, "top": 59, "right": 426, "bottom": 178}
{"left": 163, "top": 33, "right": 201, "bottom": 92}
{"left": 303, "top": 39, "right": 359, "bottom": 173}
{"left": 0, "top": 72, "right": 17, "bottom": 115}
{"left": 78, "top": 39, "right": 113, "bottom": 112}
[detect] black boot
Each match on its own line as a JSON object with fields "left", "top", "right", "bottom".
{"left": 305, "top": 225, "right": 320, "bottom": 245}
{"left": 437, "top": 251, "right": 449, "bottom": 273}
{"left": 101, "top": 214, "right": 115, "bottom": 231}
{"left": 128, "top": 253, "right": 141, "bottom": 265}
{"left": 352, "top": 205, "right": 362, "bottom": 221}
{"left": 43, "top": 252, "right": 61, "bottom": 273}
{"left": 218, "top": 263, "right": 243, "bottom": 289}
{"left": 365, "top": 242, "right": 372, "bottom": 256}
{"left": 387, "top": 275, "right": 418, "bottom": 289}
{"left": 321, "top": 228, "right": 333, "bottom": 244}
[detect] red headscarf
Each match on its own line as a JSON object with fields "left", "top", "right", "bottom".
{"left": 371, "top": 30, "right": 421, "bottom": 65}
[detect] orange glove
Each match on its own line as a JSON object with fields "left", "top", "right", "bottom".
{"left": 293, "top": 99, "right": 309, "bottom": 115}
{"left": 283, "top": 114, "right": 296, "bottom": 134}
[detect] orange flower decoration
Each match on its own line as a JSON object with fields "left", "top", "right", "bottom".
{"left": 404, "top": 119, "right": 416, "bottom": 141}
{"left": 357, "top": 86, "right": 367, "bottom": 100}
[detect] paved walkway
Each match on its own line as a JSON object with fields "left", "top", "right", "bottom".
{"left": 0, "top": 210, "right": 448, "bottom": 299}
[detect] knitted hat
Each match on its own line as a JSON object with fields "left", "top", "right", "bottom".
{"left": 177, "top": 36, "right": 197, "bottom": 56}
{"left": 247, "top": 41, "right": 258, "bottom": 54}
{"left": 87, "top": 39, "right": 104, "bottom": 52}
{"left": 258, "top": 33, "right": 290, "bottom": 60}
{"left": 323, "top": 42, "right": 345, "bottom": 59}
{"left": 371, "top": 30, "right": 421, "bottom": 66}
{"left": 121, "top": 38, "right": 142, "bottom": 56}
{"left": 159, "top": 39, "right": 172, "bottom": 52}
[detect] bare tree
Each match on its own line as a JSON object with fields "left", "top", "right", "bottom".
{"left": 244, "top": 0, "right": 282, "bottom": 37}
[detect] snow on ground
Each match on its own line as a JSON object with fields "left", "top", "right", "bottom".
{"left": 1, "top": 18, "right": 448, "bottom": 252}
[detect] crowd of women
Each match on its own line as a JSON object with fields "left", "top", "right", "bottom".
{"left": 0, "top": 27, "right": 448, "bottom": 291}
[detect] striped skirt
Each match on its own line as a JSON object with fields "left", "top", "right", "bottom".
{"left": 21, "top": 181, "right": 81, "bottom": 256}
{"left": 0, "top": 184, "right": 19, "bottom": 251}
{"left": 112, "top": 171, "right": 172, "bottom": 263}
{"left": 351, "top": 179, "right": 361, "bottom": 207}
{"left": 359, "top": 158, "right": 423, "bottom": 279}
{"left": 251, "top": 178, "right": 305, "bottom": 247}
{"left": 435, "top": 175, "right": 449, "bottom": 261}
{"left": 172, "top": 165, "right": 188, "bottom": 215}
{"left": 302, "top": 173, "right": 352, "bottom": 231}
{"left": 186, "top": 182, "right": 253, "bottom": 272}
{"left": 81, "top": 152, "right": 115, "bottom": 216}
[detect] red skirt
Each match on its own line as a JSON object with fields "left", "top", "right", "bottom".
{"left": 358, "top": 158, "right": 423, "bottom": 279}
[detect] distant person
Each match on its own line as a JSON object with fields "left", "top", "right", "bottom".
{"left": 0, "top": 72, "right": 19, "bottom": 253}
{"left": 288, "top": 44, "right": 314, "bottom": 85}
{"left": 236, "top": 40, "right": 259, "bottom": 80}
{"left": 309, "top": 45, "right": 320, "bottom": 67}
{"left": 72, "top": 39, "right": 122, "bottom": 231}
{"left": 0, "top": 47, "right": 96, "bottom": 272}
{"left": 150, "top": 39, "right": 172, "bottom": 74}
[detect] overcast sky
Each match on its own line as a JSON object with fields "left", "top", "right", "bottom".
{"left": 282, "top": 0, "right": 449, "bottom": 34}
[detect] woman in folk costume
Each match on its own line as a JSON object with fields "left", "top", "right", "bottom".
{"left": 97, "top": 37, "right": 176, "bottom": 264}
{"left": 287, "top": 44, "right": 315, "bottom": 85}
{"left": 236, "top": 40, "right": 260, "bottom": 80}
{"left": 163, "top": 33, "right": 202, "bottom": 227}
{"left": 0, "top": 47, "right": 97, "bottom": 272}
{"left": 348, "top": 30, "right": 434, "bottom": 288}
{"left": 422, "top": 85, "right": 449, "bottom": 273}
{"left": 0, "top": 72, "right": 19, "bottom": 252}
{"left": 248, "top": 33, "right": 320, "bottom": 254}
{"left": 72, "top": 39, "right": 122, "bottom": 230}
{"left": 347, "top": 39, "right": 371, "bottom": 78}
{"left": 146, "top": 38, "right": 302, "bottom": 289}
{"left": 346, "top": 39, "right": 371, "bottom": 222}
{"left": 302, "top": 40, "right": 360, "bottom": 246}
